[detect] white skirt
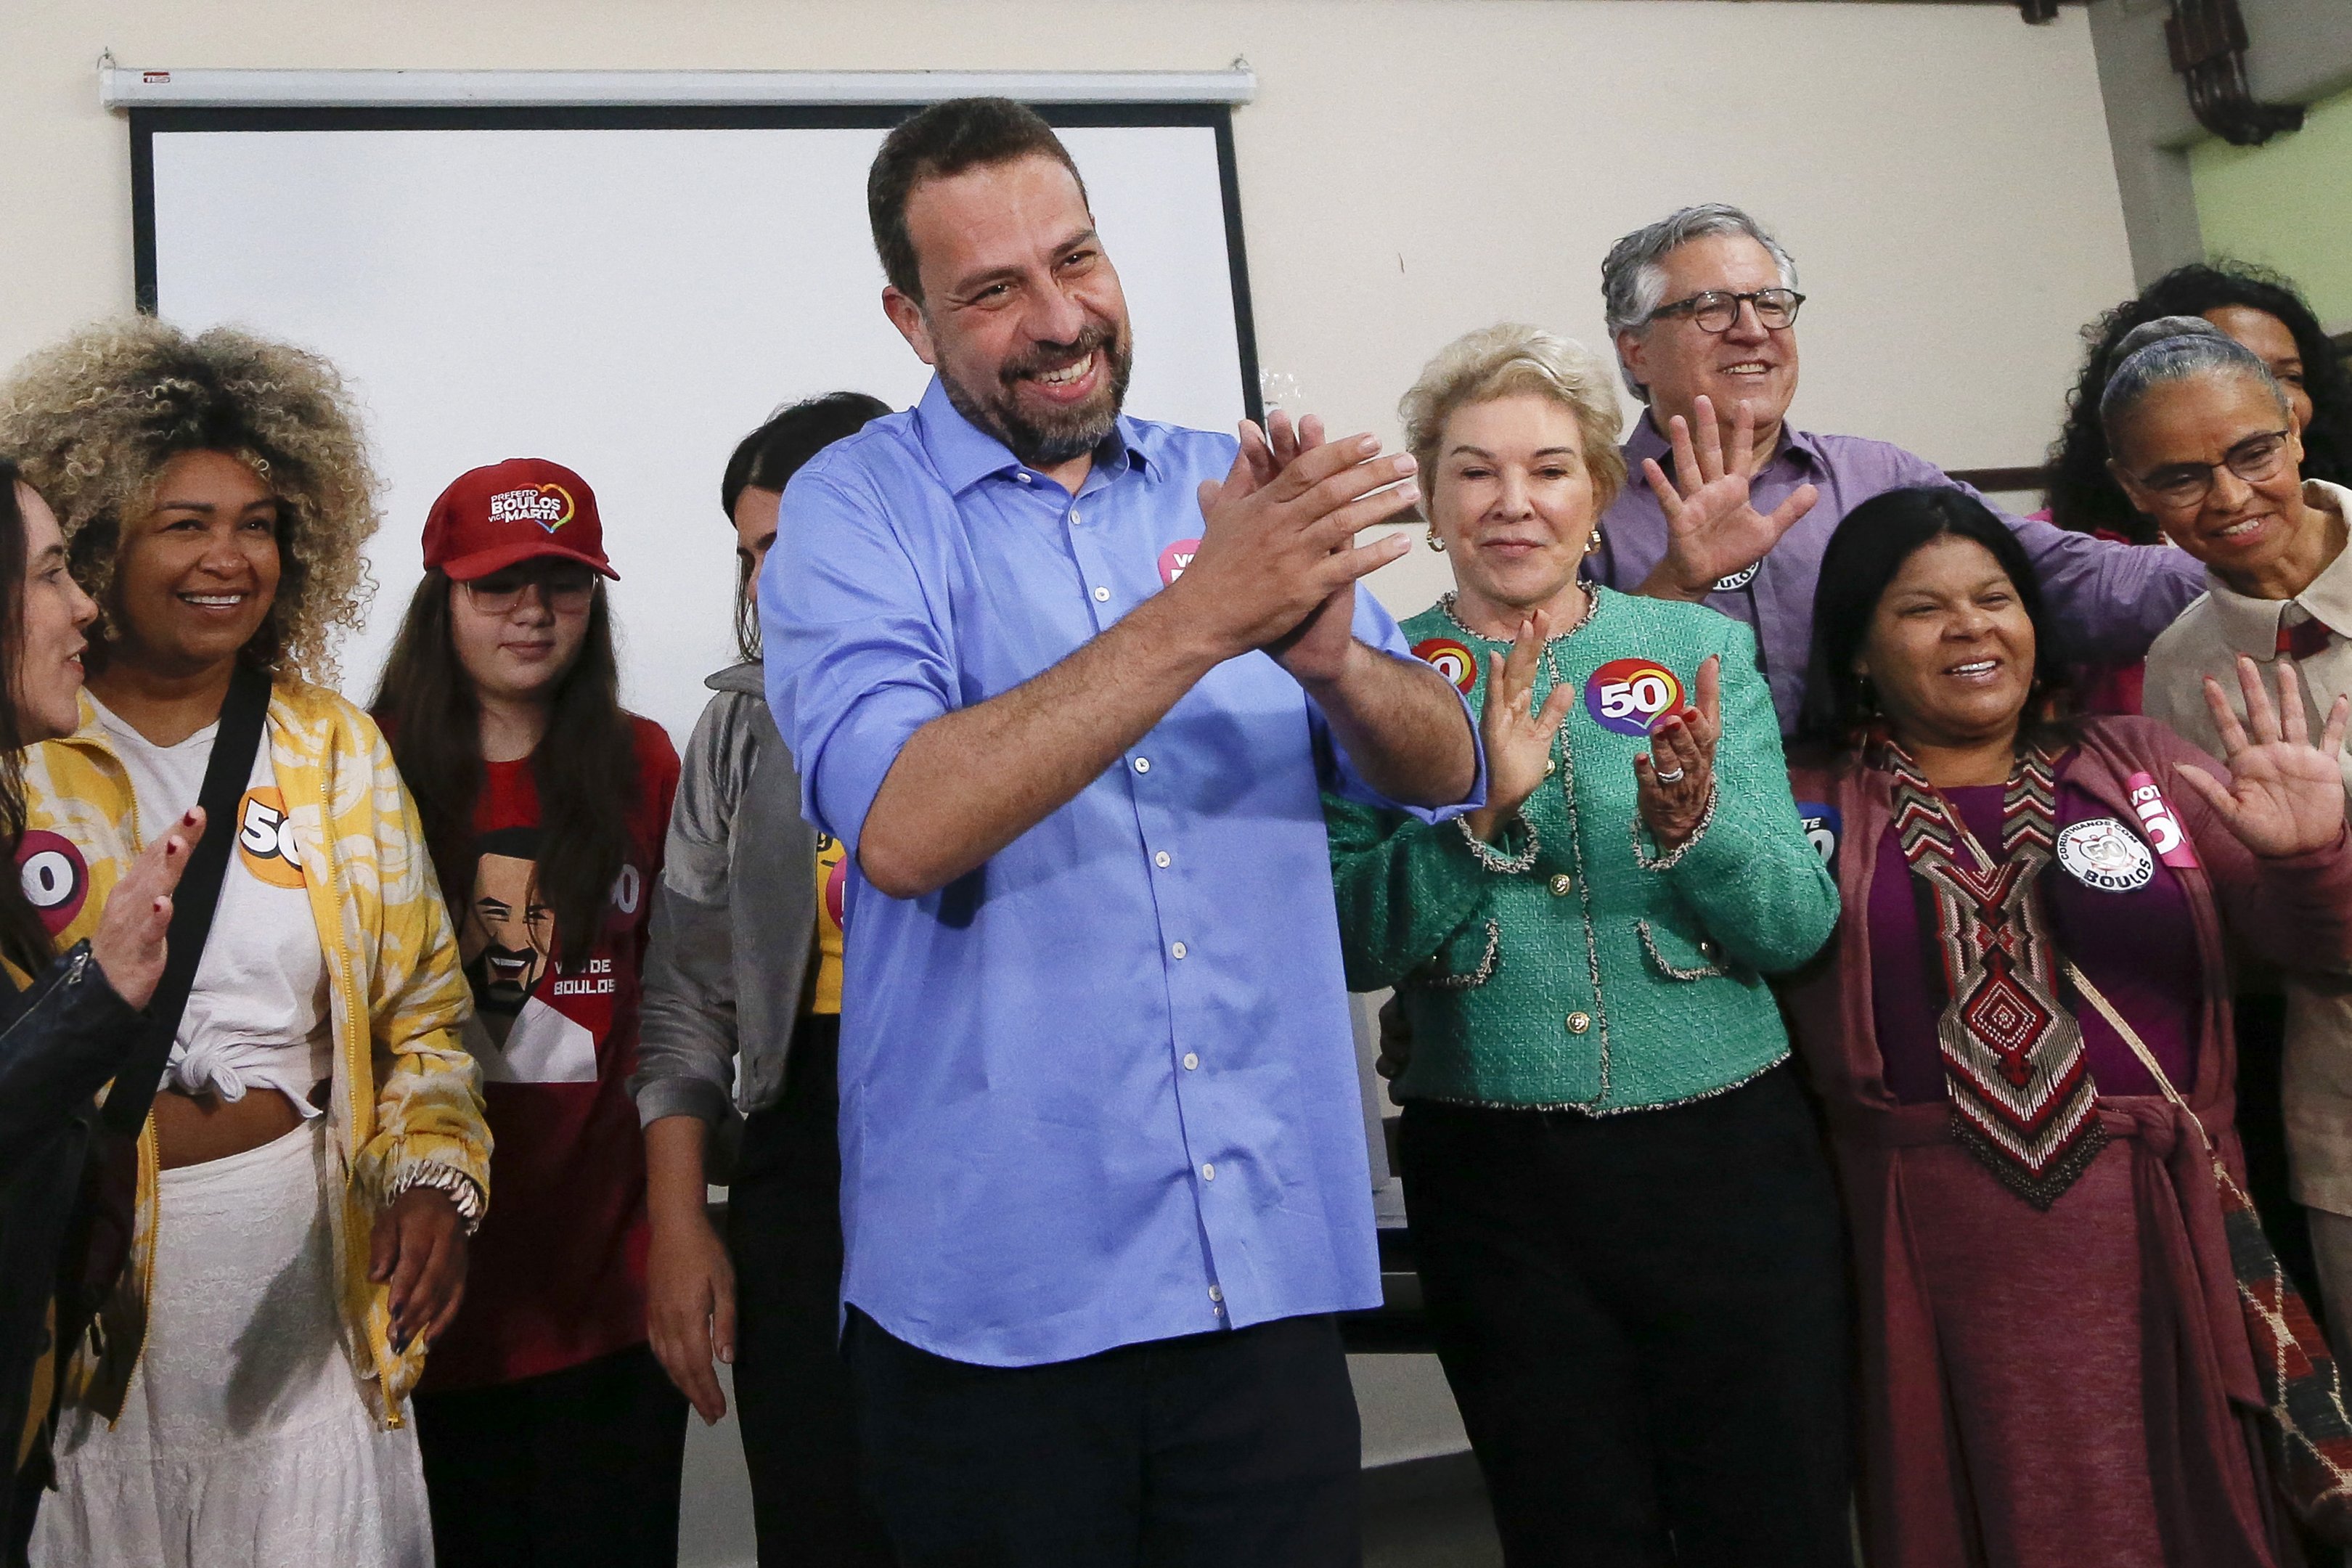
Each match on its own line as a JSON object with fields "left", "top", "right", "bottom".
{"left": 30, "top": 1119, "right": 433, "bottom": 1568}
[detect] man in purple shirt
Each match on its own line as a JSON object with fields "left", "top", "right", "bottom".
{"left": 1589, "top": 202, "right": 2204, "bottom": 731}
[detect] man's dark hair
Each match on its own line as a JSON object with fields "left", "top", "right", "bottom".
{"left": 1800, "top": 485, "right": 2073, "bottom": 747}
{"left": 867, "top": 97, "right": 1087, "bottom": 302}
{"left": 721, "top": 391, "right": 891, "bottom": 660}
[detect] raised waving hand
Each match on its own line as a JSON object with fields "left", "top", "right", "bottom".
{"left": 2175, "top": 654, "right": 2351, "bottom": 857}
{"left": 1636, "top": 396, "right": 1817, "bottom": 602}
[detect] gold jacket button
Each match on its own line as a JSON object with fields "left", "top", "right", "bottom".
{"left": 1567, "top": 1011, "right": 1592, "bottom": 1034}
{"left": 1549, "top": 873, "right": 1574, "bottom": 897}
{"left": 1543, "top": 756, "right": 1558, "bottom": 777}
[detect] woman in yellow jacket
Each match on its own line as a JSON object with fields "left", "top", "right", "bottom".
{"left": 0, "top": 319, "right": 490, "bottom": 1568}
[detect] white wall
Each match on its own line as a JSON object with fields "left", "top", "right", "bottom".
{"left": 1, "top": 0, "right": 2132, "bottom": 645}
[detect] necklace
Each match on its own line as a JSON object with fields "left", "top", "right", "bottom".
{"left": 1874, "top": 734, "right": 2107, "bottom": 1209}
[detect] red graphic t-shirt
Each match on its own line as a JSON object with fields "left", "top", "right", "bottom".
{"left": 420, "top": 715, "right": 681, "bottom": 1389}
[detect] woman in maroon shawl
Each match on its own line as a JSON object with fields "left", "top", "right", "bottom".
{"left": 1781, "top": 483, "right": 2352, "bottom": 1567}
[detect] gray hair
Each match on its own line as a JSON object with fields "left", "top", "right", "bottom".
{"left": 2098, "top": 314, "right": 2286, "bottom": 438}
{"left": 1601, "top": 203, "right": 1800, "bottom": 402}
{"left": 1399, "top": 323, "right": 1628, "bottom": 518}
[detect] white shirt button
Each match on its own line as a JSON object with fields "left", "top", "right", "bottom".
{"left": 1093, "top": 585, "right": 1111, "bottom": 603}
{"left": 1070, "top": 510, "right": 1082, "bottom": 526}
{"left": 1201, "top": 1162, "right": 1215, "bottom": 1181}
{"left": 1208, "top": 1285, "right": 1223, "bottom": 1303}
{"left": 1016, "top": 472, "right": 1033, "bottom": 484}
{"left": 1133, "top": 757, "right": 1151, "bottom": 774}
{"left": 1154, "top": 851, "right": 1171, "bottom": 868}
{"left": 1183, "top": 1052, "right": 1199, "bottom": 1070}
{"left": 1171, "top": 942, "right": 1188, "bottom": 960}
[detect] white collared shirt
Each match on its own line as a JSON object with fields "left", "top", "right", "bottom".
{"left": 2144, "top": 476, "right": 2352, "bottom": 1213}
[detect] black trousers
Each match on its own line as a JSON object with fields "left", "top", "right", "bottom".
{"left": 729, "top": 1014, "right": 895, "bottom": 1565}
{"left": 414, "top": 1342, "right": 688, "bottom": 1567}
{"left": 845, "top": 1307, "right": 1362, "bottom": 1568}
{"left": 1400, "top": 1066, "right": 1852, "bottom": 1568}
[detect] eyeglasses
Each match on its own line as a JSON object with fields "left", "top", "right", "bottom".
{"left": 461, "top": 568, "right": 596, "bottom": 616}
{"left": 1645, "top": 288, "right": 1805, "bottom": 334}
{"left": 2130, "top": 429, "right": 2294, "bottom": 509}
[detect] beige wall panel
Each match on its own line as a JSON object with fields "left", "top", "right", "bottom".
{"left": 1, "top": 0, "right": 2131, "bottom": 619}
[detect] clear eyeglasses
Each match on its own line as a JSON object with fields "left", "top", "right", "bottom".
{"left": 460, "top": 568, "right": 597, "bottom": 615}
{"left": 2131, "top": 428, "right": 2293, "bottom": 509}
{"left": 1645, "top": 288, "right": 1806, "bottom": 334}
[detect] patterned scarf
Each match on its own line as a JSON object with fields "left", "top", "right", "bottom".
{"left": 1879, "top": 738, "right": 2108, "bottom": 1209}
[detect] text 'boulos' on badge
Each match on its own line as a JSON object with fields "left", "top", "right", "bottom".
{"left": 2123, "top": 770, "right": 2201, "bottom": 870}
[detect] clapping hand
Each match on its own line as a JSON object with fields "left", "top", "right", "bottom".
{"left": 2176, "top": 655, "right": 2351, "bottom": 857}
{"left": 1463, "top": 611, "right": 1576, "bottom": 844}
{"left": 1634, "top": 656, "right": 1722, "bottom": 852}
{"left": 1637, "top": 396, "right": 1817, "bottom": 602}
{"left": 1183, "top": 416, "right": 1417, "bottom": 685}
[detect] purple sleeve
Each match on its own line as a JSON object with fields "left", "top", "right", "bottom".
{"left": 1913, "top": 457, "right": 2203, "bottom": 663}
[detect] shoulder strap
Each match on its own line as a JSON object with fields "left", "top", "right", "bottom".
{"left": 2064, "top": 957, "right": 2212, "bottom": 1155}
{"left": 100, "top": 661, "right": 274, "bottom": 1135}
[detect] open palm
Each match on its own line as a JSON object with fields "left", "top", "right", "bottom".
{"left": 1639, "top": 394, "right": 1817, "bottom": 599}
{"left": 2176, "top": 655, "right": 2351, "bottom": 857}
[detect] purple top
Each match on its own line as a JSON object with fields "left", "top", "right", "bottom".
{"left": 1592, "top": 414, "right": 2204, "bottom": 732}
{"left": 1868, "top": 775, "right": 2200, "bottom": 1104}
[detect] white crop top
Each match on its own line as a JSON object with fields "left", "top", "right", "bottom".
{"left": 89, "top": 694, "right": 333, "bottom": 1118}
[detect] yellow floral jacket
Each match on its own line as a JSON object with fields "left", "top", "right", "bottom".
{"left": 23, "top": 678, "right": 489, "bottom": 1428}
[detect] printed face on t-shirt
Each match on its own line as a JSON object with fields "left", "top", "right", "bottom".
{"left": 462, "top": 850, "right": 553, "bottom": 1030}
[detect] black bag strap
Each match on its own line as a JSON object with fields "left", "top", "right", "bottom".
{"left": 99, "top": 661, "right": 273, "bottom": 1135}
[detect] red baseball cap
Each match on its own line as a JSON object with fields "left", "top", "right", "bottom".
{"left": 421, "top": 458, "right": 619, "bottom": 582}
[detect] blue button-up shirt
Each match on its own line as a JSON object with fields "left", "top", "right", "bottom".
{"left": 763, "top": 378, "right": 1474, "bottom": 1367}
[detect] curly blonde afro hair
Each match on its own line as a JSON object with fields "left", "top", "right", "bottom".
{"left": 0, "top": 317, "right": 380, "bottom": 683}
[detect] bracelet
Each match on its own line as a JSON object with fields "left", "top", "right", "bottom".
{"left": 1456, "top": 811, "right": 1539, "bottom": 873}
{"left": 386, "top": 1161, "right": 487, "bottom": 1236}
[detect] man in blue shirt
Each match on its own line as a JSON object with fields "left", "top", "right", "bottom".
{"left": 762, "top": 99, "right": 1481, "bottom": 1564}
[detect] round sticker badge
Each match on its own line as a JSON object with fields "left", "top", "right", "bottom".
{"left": 15, "top": 829, "right": 86, "bottom": 936}
{"left": 1797, "top": 802, "right": 1842, "bottom": 869}
{"left": 1158, "top": 539, "right": 1201, "bottom": 587}
{"left": 1413, "top": 638, "right": 1479, "bottom": 695}
{"left": 1585, "top": 658, "right": 1686, "bottom": 737}
{"left": 2055, "top": 818, "right": 2155, "bottom": 893}
{"left": 1712, "top": 563, "right": 1762, "bottom": 593}
{"left": 234, "top": 788, "right": 306, "bottom": 889}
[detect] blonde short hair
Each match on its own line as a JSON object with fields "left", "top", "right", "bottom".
{"left": 0, "top": 317, "right": 380, "bottom": 684}
{"left": 1399, "top": 324, "right": 1628, "bottom": 518}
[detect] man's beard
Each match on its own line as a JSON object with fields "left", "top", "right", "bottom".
{"left": 464, "top": 943, "right": 542, "bottom": 1018}
{"left": 939, "top": 321, "right": 1134, "bottom": 467}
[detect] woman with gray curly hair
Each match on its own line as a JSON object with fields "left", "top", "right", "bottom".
{"left": 1326, "top": 322, "right": 1849, "bottom": 1564}
{"left": 1, "top": 318, "right": 489, "bottom": 1568}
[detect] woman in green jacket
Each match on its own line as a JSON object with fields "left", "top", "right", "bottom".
{"left": 1328, "top": 324, "right": 1842, "bottom": 1568}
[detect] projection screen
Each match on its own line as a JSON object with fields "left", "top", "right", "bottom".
{"left": 133, "top": 103, "right": 1261, "bottom": 744}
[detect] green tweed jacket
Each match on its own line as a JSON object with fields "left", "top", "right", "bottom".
{"left": 1326, "top": 587, "right": 1838, "bottom": 1112}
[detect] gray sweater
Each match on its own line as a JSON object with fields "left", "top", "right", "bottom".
{"left": 629, "top": 662, "right": 819, "bottom": 1177}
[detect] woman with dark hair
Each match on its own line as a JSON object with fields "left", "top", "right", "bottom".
{"left": 1, "top": 460, "right": 202, "bottom": 1564}
{"left": 4, "top": 319, "right": 489, "bottom": 1568}
{"left": 632, "top": 392, "right": 894, "bottom": 1565}
{"left": 2049, "top": 261, "right": 2352, "bottom": 547}
{"left": 373, "top": 458, "right": 682, "bottom": 1566}
{"left": 1782, "top": 482, "right": 2352, "bottom": 1567}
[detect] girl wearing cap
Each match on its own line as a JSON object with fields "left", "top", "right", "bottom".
{"left": 375, "top": 457, "right": 682, "bottom": 1566}
{"left": 0, "top": 319, "right": 488, "bottom": 1567}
